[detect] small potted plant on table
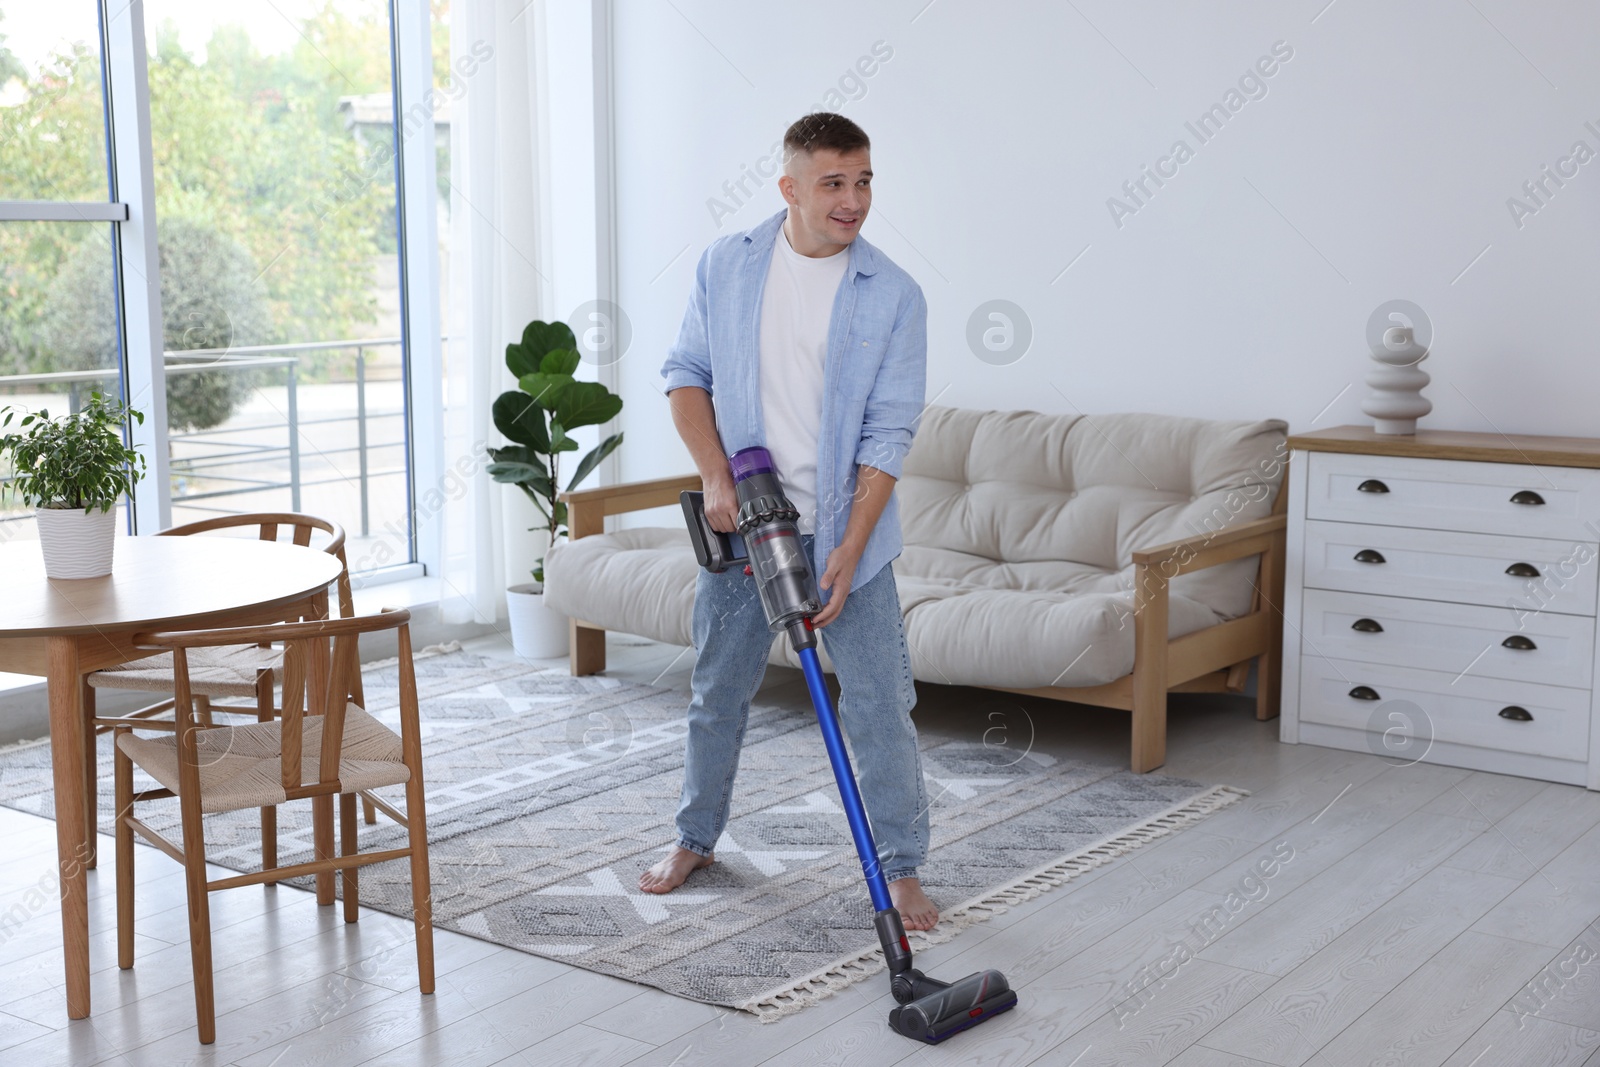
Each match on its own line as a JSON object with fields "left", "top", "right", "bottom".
{"left": 488, "top": 320, "right": 623, "bottom": 659}
{"left": 0, "top": 392, "right": 147, "bottom": 579}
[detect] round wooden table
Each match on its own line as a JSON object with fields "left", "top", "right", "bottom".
{"left": 0, "top": 536, "right": 343, "bottom": 1020}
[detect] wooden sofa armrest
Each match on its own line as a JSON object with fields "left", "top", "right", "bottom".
{"left": 1131, "top": 513, "right": 1287, "bottom": 577}
{"left": 558, "top": 473, "right": 703, "bottom": 538}
{"left": 1127, "top": 511, "right": 1288, "bottom": 767}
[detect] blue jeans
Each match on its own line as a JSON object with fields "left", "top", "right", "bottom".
{"left": 675, "top": 535, "right": 930, "bottom": 883}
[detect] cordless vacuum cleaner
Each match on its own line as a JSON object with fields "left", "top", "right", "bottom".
{"left": 681, "top": 445, "right": 1018, "bottom": 1044}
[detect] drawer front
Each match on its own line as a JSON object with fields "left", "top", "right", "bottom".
{"left": 1305, "top": 452, "right": 1600, "bottom": 540}
{"left": 1299, "top": 656, "right": 1590, "bottom": 761}
{"left": 1302, "top": 588, "right": 1595, "bottom": 689}
{"left": 1303, "top": 520, "right": 1599, "bottom": 616}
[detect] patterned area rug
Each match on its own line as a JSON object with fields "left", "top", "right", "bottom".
{"left": 0, "top": 650, "right": 1243, "bottom": 1017}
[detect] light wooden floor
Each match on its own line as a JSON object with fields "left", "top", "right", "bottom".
{"left": 2, "top": 631, "right": 1598, "bottom": 1066}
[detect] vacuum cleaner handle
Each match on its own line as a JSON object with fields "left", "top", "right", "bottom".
{"left": 680, "top": 490, "right": 747, "bottom": 573}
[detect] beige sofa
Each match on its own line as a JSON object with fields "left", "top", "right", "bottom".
{"left": 545, "top": 405, "right": 1288, "bottom": 772}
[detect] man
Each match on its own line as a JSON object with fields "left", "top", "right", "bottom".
{"left": 641, "top": 112, "right": 937, "bottom": 930}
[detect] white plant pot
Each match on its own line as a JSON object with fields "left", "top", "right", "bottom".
{"left": 34, "top": 506, "right": 118, "bottom": 579}
{"left": 506, "top": 583, "right": 570, "bottom": 660}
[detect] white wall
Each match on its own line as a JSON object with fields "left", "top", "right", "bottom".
{"left": 607, "top": 0, "right": 1600, "bottom": 500}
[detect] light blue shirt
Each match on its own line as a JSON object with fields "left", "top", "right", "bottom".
{"left": 661, "top": 209, "right": 929, "bottom": 598}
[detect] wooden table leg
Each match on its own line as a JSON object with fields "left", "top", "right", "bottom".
{"left": 46, "top": 637, "right": 91, "bottom": 1019}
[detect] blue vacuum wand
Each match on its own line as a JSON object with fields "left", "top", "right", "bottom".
{"left": 681, "top": 447, "right": 1018, "bottom": 1044}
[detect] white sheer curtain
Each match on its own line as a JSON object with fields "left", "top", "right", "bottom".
{"left": 439, "top": 0, "right": 551, "bottom": 624}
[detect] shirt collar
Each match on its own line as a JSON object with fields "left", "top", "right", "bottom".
{"left": 745, "top": 208, "right": 880, "bottom": 277}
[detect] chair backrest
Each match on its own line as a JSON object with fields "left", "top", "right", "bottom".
{"left": 134, "top": 611, "right": 417, "bottom": 798}
{"left": 158, "top": 512, "right": 354, "bottom": 619}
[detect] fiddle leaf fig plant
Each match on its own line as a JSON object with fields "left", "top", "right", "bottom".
{"left": 487, "top": 319, "right": 623, "bottom": 585}
{"left": 0, "top": 392, "right": 147, "bottom": 511}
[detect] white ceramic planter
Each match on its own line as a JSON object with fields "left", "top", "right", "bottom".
{"left": 506, "top": 583, "right": 570, "bottom": 659}
{"left": 34, "top": 506, "right": 118, "bottom": 579}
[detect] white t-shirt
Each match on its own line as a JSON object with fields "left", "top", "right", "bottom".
{"left": 757, "top": 222, "right": 849, "bottom": 535}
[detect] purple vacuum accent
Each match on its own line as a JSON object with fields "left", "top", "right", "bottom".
{"left": 729, "top": 446, "right": 775, "bottom": 483}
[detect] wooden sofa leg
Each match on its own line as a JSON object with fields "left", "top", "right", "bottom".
{"left": 1256, "top": 650, "right": 1282, "bottom": 722}
{"left": 1223, "top": 660, "right": 1251, "bottom": 692}
{"left": 1131, "top": 563, "right": 1169, "bottom": 773}
{"left": 570, "top": 620, "right": 606, "bottom": 676}
{"left": 1256, "top": 534, "right": 1284, "bottom": 722}
{"left": 1131, "top": 683, "right": 1168, "bottom": 773}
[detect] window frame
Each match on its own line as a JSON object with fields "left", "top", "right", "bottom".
{"left": 1, "top": 0, "right": 442, "bottom": 576}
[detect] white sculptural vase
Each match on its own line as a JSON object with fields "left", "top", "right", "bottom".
{"left": 1361, "top": 325, "right": 1431, "bottom": 435}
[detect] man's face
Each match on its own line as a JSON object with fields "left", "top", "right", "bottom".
{"left": 779, "top": 147, "right": 872, "bottom": 257}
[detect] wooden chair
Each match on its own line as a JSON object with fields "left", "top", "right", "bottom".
{"left": 112, "top": 610, "right": 434, "bottom": 1045}
{"left": 82, "top": 513, "right": 365, "bottom": 873}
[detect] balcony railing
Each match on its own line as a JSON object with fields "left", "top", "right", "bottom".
{"left": 0, "top": 338, "right": 409, "bottom": 539}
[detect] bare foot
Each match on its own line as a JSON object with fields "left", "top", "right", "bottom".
{"left": 639, "top": 847, "right": 714, "bottom": 894}
{"left": 890, "top": 877, "right": 939, "bottom": 931}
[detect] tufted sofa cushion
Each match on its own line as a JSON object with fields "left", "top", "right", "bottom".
{"left": 545, "top": 406, "right": 1286, "bottom": 689}
{"left": 898, "top": 406, "right": 1287, "bottom": 621}
{"left": 772, "top": 407, "right": 1288, "bottom": 687}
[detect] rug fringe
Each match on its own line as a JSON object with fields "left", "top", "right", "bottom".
{"left": 736, "top": 783, "right": 1249, "bottom": 1022}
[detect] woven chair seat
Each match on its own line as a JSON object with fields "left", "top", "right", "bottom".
{"left": 90, "top": 645, "right": 283, "bottom": 699}
{"left": 117, "top": 703, "right": 408, "bottom": 815}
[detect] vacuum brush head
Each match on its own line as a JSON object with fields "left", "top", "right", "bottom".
{"left": 888, "top": 968, "right": 1018, "bottom": 1044}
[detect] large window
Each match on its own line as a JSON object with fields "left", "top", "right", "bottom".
{"left": 0, "top": 4, "right": 124, "bottom": 541}
{"left": 0, "top": 4, "right": 109, "bottom": 200}
{"left": 0, "top": 220, "right": 127, "bottom": 542}
{"left": 0, "top": 1, "right": 441, "bottom": 576}
{"left": 142, "top": 1, "right": 411, "bottom": 567}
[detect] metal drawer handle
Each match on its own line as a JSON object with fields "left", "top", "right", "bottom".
{"left": 1498, "top": 705, "right": 1534, "bottom": 722}
{"left": 1510, "top": 490, "right": 1546, "bottom": 506}
{"left": 1348, "top": 685, "right": 1382, "bottom": 700}
{"left": 1501, "top": 634, "right": 1537, "bottom": 651}
{"left": 1354, "top": 549, "right": 1387, "bottom": 564}
{"left": 1357, "top": 479, "right": 1390, "bottom": 494}
{"left": 1351, "top": 618, "right": 1384, "bottom": 633}
{"left": 1504, "top": 562, "right": 1540, "bottom": 578}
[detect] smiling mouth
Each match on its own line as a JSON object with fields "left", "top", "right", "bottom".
{"left": 831, "top": 214, "right": 860, "bottom": 228}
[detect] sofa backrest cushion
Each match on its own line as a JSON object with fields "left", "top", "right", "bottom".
{"left": 898, "top": 406, "right": 1287, "bottom": 619}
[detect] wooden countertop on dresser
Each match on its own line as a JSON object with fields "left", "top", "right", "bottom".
{"left": 1287, "top": 425, "right": 1600, "bottom": 469}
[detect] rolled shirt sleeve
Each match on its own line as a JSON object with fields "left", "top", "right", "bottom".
{"left": 853, "top": 284, "right": 928, "bottom": 479}
{"left": 660, "top": 248, "right": 715, "bottom": 395}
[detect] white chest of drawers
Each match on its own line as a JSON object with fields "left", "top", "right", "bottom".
{"left": 1281, "top": 427, "right": 1600, "bottom": 789}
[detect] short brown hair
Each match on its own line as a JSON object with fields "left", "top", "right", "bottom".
{"left": 783, "top": 112, "right": 870, "bottom": 166}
